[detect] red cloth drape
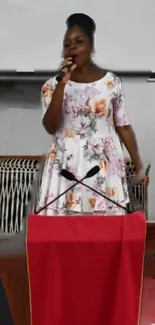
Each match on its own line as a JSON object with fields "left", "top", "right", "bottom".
{"left": 26, "top": 212, "right": 146, "bottom": 325}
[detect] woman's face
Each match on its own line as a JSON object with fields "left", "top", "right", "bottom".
{"left": 63, "top": 26, "right": 92, "bottom": 68}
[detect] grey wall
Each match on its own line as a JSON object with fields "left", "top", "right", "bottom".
{"left": 0, "top": 0, "right": 155, "bottom": 70}
{"left": 0, "top": 83, "right": 50, "bottom": 155}
{"left": 0, "top": 78, "right": 154, "bottom": 219}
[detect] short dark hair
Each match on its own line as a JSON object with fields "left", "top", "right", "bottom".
{"left": 66, "top": 13, "right": 96, "bottom": 47}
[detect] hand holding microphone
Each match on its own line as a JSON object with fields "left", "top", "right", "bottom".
{"left": 56, "top": 57, "right": 77, "bottom": 83}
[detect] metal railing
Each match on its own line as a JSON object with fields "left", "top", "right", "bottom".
{"left": 0, "top": 156, "right": 150, "bottom": 233}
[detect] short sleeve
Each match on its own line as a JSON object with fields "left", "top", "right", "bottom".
{"left": 41, "top": 77, "right": 57, "bottom": 117}
{"left": 113, "top": 77, "right": 129, "bottom": 127}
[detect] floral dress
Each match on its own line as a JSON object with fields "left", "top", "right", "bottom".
{"left": 38, "top": 72, "right": 129, "bottom": 216}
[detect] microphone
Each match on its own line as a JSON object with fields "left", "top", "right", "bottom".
{"left": 61, "top": 165, "right": 100, "bottom": 182}
{"left": 61, "top": 169, "right": 131, "bottom": 213}
{"left": 56, "top": 58, "right": 75, "bottom": 82}
{"left": 35, "top": 165, "right": 100, "bottom": 215}
{"left": 85, "top": 166, "right": 100, "bottom": 179}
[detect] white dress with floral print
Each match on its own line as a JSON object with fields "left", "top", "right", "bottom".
{"left": 38, "top": 72, "right": 129, "bottom": 216}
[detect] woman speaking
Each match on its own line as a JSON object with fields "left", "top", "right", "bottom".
{"left": 38, "top": 13, "right": 146, "bottom": 216}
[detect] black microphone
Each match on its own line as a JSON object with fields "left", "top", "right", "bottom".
{"left": 85, "top": 166, "right": 100, "bottom": 179}
{"left": 56, "top": 58, "right": 75, "bottom": 82}
{"left": 56, "top": 64, "right": 72, "bottom": 82}
{"left": 60, "top": 169, "right": 75, "bottom": 181}
{"left": 35, "top": 166, "right": 100, "bottom": 215}
{"left": 61, "top": 169, "right": 131, "bottom": 213}
{"left": 61, "top": 165, "right": 100, "bottom": 182}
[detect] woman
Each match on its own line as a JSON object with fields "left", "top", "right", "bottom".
{"left": 38, "top": 13, "right": 146, "bottom": 216}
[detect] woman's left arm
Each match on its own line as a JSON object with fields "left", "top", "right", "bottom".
{"left": 116, "top": 124, "right": 143, "bottom": 172}
{"left": 113, "top": 77, "right": 143, "bottom": 172}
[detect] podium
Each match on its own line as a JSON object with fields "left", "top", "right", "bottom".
{"left": 0, "top": 215, "right": 155, "bottom": 325}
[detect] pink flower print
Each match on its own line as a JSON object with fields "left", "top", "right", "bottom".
{"left": 104, "top": 137, "right": 112, "bottom": 147}
{"left": 45, "top": 193, "right": 55, "bottom": 204}
{"left": 48, "top": 166, "right": 53, "bottom": 176}
{"left": 108, "top": 157, "right": 117, "bottom": 174}
{"left": 63, "top": 99, "right": 67, "bottom": 106}
{"left": 91, "top": 138, "right": 105, "bottom": 155}
{"left": 84, "top": 85, "right": 100, "bottom": 99}
{"left": 112, "top": 97, "right": 120, "bottom": 112}
{"left": 97, "top": 199, "right": 107, "bottom": 211}
{"left": 76, "top": 175, "right": 81, "bottom": 181}
{"left": 76, "top": 116, "right": 90, "bottom": 135}
{"left": 85, "top": 106, "right": 91, "bottom": 114}
{"left": 92, "top": 143, "right": 100, "bottom": 154}
{"left": 104, "top": 138, "right": 115, "bottom": 153}
{"left": 56, "top": 137, "right": 65, "bottom": 151}
{"left": 84, "top": 138, "right": 105, "bottom": 161}
{"left": 117, "top": 158, "right": 126, "bottom": 174}
{"left": 69, "top": 168, "right": 77, "bottom": 177}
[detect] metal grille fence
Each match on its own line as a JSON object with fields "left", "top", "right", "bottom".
{"left": 0, "top": 156, "right": 150, "bottom": 233}
{"left": 0, "top": 157, "right": 39, "bottom": 233}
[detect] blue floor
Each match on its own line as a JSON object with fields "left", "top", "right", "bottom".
{"left": 0, "top": 281, "right": 13, "bottom": 325}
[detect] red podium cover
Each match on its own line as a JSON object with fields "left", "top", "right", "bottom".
{"left": 26, "top": 212, "right": 146, "bottom": 325}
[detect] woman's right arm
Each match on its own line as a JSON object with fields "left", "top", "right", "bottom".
{"left": 42, "top": 58, "right": 76, "bottom": 135}
{"left": 42, "top": 82, "right": 65, "bottom": 134}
